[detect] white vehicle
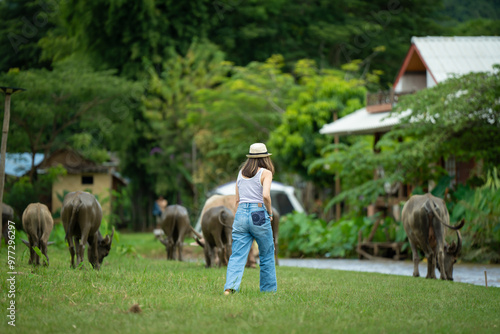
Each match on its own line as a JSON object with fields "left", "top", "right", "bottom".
{"left": 193, "top": 181, "right": 305, "bottom": 233}
{"left": 211, "top": 181, "right": 304, "bottom": 215}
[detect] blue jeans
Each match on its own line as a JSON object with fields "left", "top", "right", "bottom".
{"left": 224, "top": 203, "right": 277, "bottom": 292}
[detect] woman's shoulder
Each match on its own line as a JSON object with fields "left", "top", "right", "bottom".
{"left": 260, "top": 168, "right": 272, "bottom": 178}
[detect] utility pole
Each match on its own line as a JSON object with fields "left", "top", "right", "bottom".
{"left": 0, "top": 87, "right": 25, "bottom": 244}
{"left": 334, "top": 111, "right": 341, "bottom": 221}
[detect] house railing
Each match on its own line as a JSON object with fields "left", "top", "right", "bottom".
{"left": 366, "top": 90, "right": 412, "bottom": 107}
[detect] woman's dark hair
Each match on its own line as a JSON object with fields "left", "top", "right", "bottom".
{"left": 241, "top": 156, "right": 275, "bottom": 178}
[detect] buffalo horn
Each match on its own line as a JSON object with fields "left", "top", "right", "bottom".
{"left": 21, "top": 239, "right": 30, "bottom": 247}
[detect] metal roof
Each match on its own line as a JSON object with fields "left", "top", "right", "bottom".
{"left": 319, "top": 108, "right": 411, "bottom": 136}
{"left": 411, "top": 36, "right": 500, "bottom": 83}
{"left": 320, "top": 36, "right": 500, "bottom": 136}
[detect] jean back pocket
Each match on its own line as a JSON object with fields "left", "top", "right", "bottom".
{"left": 251, "top": 211, "right": 266, "bottom": 226}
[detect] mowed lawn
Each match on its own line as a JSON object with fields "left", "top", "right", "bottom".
{"left": 1, "top": 232, "right": 499, "bottom": 334}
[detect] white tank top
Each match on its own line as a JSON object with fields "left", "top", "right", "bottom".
{"left": 237, "top": 168, "right": 265, "bottom": 204}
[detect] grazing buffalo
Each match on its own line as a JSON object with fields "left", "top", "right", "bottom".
{"left": 21, "top": 203, "right": 54, "bottom": 266}
{"left": 159, "top": 204, "right": 195, "bottom": 261}
{"left": 402, "top": 194, "right": 464, "bottom": 280}
{"left": 199, "top": 206, "right": 234, "bottom": 268}
{"left": 61, "top": 191, "right": 114, "bottom": 270}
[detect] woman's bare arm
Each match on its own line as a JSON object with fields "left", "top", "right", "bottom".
{"left": 261, "top": 169, "right": 273, "bottom": 221}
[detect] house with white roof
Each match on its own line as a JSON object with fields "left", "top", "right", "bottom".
{"left": 320, "top": 36, "right": 500, "bottom": 214}
{"left": 321, "top": 36, "right": 500, "bottom": 137}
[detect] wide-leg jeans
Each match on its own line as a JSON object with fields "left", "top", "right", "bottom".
{"left": 224, "top": 203, "right": 277, "bottom": 292}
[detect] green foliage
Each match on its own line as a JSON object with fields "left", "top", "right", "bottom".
{"left": 32, "top": 246, "right": 48, "bottom": 265}
{"left": 315, "top": 67, "right": 500, "bottom": 210}
{"left": 279, "top": 212, "right": 383, "bottom": 258}
{"left": 109, "top": 187, "right": 133, "bottom": 229}
{"left": 269, "top": 60, "right": 366, "bottom": 183}
{"left": 142, "top": 40, "right": 230, "bottom": 203}
{"left": 393, "top": 66, "right": 500, "bottom": 172}
{"left": 48, "top": 223, "right": 67, "bottom": 249}
{"left": 0, "top": 59, "right": 140, "bottom": 167}
{"left": 448, "top": 169, "right": 500, "bottom": 263}
{"left": 56, "top": 0, "right": 217, "bottom": 78}
{"left": 0, "top": 0, "right": 55, "bottom": 72}
{"left": 4, "top": 166, "right": 66, "bottom": 220}
{"left": 189, "top": 54, "right": 296, "bottom": 188}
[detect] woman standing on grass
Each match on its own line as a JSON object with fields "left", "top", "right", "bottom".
{"left": 224, "top": 143, "right": 277, "bottom": 294}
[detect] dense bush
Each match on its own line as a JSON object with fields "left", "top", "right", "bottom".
{"left": 278, "top": 212, "right": 407, "bottom": 258}
{"left": 448, "top": 169, "right": 500, "bottom": 263}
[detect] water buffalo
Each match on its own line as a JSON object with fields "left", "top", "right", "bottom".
{"left": 159, "top": 204, "right": 195, "bottom": 261}
{"left": 402, "top": 193, "right": 464, "bottom": 280}
{"left": 198, "top": 206, "right": 234, "bottom": 268}
{"left": 61, "top": 191, "right": 114, "bottom": 270}
{"left": 21, "top": 203, "right": 54, "bottom": 266}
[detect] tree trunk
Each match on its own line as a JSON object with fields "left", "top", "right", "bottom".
{"left": 0, "top": 93, "right": 12, "bottom": 245}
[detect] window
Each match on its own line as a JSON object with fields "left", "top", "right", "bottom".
{"left": 81, "top": 175, "right": 94, "bottom": 185}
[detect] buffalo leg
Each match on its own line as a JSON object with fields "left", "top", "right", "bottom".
{"left": 204, "top": 244, "right": 212, "bottom": 268}
{"left": 225, "top": 228, "right": 232, "bottom": 265}
{"left": 176, "top": 240, "right": 183, "bottom": 262}
{"left": 410, "top": 242, "right": 420, "bottom": 277}
{"left": 41, "top": 241, "right": 49, "bottom": 266}
{"left": 27, "top": 235, "right": 35, "bottom": 265}
{"left": 167, "top": 238, "right": 174, "bottom": 260}
{"left": 274, "top": 239, "right": 279, "bottom": 266}
{"left": 214, "top": 235, "right": 225, "bottom": 267}
{"left": 426, "top": 251, "right": 436, "bottom": 279}
{"left": 68, "top": 237, "right": 76, "bottom": 268}
{"left": 91, "top": 239, "right": 100, "bottom": 270}
{"left": 436, "top": 250, "right": 447, "bottom": 280}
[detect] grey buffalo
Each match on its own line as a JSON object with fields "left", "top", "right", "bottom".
{"left": 402, "top": 194, "right": 464, "bottom": 280}
{"left": 159, "top": 204, "right": 196, "bottom": 261}
{"left": 61, "top": 191, "right": 114, "bottom": 270}
{"left": 199, "top": 206, "right": 234, "bottom": 268}
{"left": 21, "top": 203, "right": 54, "bottom": 266}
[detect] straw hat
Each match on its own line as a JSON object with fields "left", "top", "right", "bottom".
{"left": 246, "top": 143, "right": 272, "bottom": 158}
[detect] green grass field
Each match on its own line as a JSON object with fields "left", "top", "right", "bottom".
{"left": 1, "top": 232, "right": 499, "bottom": 334}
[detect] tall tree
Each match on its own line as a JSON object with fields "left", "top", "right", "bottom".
{"left": 0, "top": 58, "right": 139, "bottom": 180}
{"left": 188, "top": 54, "right": 297, "bottom": 190}
{"left": 57, "top": 0, "right": 217, "bottom": 78}
{"left": 0, "top": 0, "right": 56, "bottom": 72}
{"left": 137, "top": 40, "right": 230, "bottom": 212}
{"left": 268, "top": 60, "right": 366, "bottom": 183}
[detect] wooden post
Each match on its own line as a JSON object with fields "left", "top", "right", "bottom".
{"left": 0, "top": 87, "right": 25, "bottom": 244}
{"left": 334, "top": 112, "right": 341, "bottom": 221}
{"left": 0, "top": 93, "right": 12, "bottom": 245}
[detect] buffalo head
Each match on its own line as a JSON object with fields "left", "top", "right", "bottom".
{"left": 88, "top": 228, "right": 114, "bottom": 269}
{"left": 437, "top": 227, "right": 463, "bottom": 281}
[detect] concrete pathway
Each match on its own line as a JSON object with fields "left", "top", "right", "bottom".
{"left": 279, "top": 258, "right": 500, "bottom": 288}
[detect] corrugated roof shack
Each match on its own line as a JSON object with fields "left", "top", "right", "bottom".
{"left": 321, "top": 36, "right": 500, "bottom": 214}
{"left": 38, "top": 149, "right": 127, "bottom": 219}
